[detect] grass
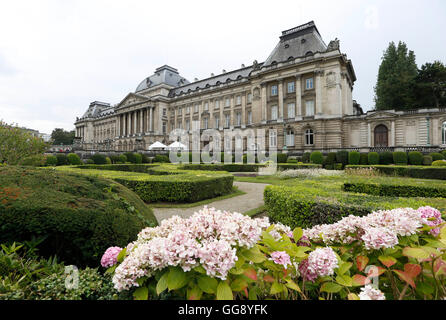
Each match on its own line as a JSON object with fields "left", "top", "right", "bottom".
{"left": 243, "top": 205, "right": 267, "bottom": 217}
{"left": 148, "top": 186, "right": 246, "bottom": 208}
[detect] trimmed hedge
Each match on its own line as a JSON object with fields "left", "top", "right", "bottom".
{"left": 264, "top": 185, "right": 370, "bottom": 228}
{"left": 432, "top": 160, "right": 446, "bottom": 167}
{"left": 58, "top": 165, "right": 234, "bottom": 203}
{"left": 0, "top": 166, "right": 157, "bottom": 267}
{"left": 179, "top": 163, "right": 321, "bottom": 172}
{"left": 343, "top": 182, "right": 446, "bottom": 198}
{"left": 368, "top": 152, "right": 379, "bottom": 165}
{"left": 336, "top": 151, "right": 349, "bottom": 167}
{"left": 408, "top": 151, "right": 423, "bottom": 166}
{"left": 393, "top": 152, "right": 408, "bottom": 165}
{"left": 91, "top": 154, "right": 107, "bottom": 165}
{"left": 310, "top": 151, "right": 324, "bottom": 165}
{"left": 325, "top": 153, "right": 337, "bottom": 166}
{"left": 276, "top": 153, "right": 288, "bottom": 164}
{"left": 346, "top": 165, "right": 446, "bottom": 180}
{"left": 67, "top": 153, "right": 82, "bottom": 165}
{"left": 423, "top": 156, "right": 433, "bottom": 166}
{"left": 430, "top": 153, "right": 445, "bottom": 161}
{"left": 379, "top": 151, "right": 393, "bottom": 165}
{"left": 359, "top": 153, "right": 368, "bottom": 165}
{"left": 153, "top": 155, "right": 170, "bottom": 163}
{"left": 302, "top": 152, "right": 311, "bottom": 163}
{"left": 45, "top": 155, "right": 58, "bottom": 166}
{"left": 56, "top": 154, "right": 69, "bottom": 166}
{"left": 348, "top": 151, "right": 360, "bottom": 165}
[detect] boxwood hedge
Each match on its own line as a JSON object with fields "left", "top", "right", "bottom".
{"left": 345, "top": 165, "right": 446, "bottom": 180}
{"left": 0, "top": 166, "right": 157, "bottom": 267}
{"left": 343, "top": 182, "right": 446, "bottom": 198}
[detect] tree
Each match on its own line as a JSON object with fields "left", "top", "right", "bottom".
{"left": 374, "top": 41, "right": 418, "bottom": 111}
{"left": 51, "top": 128, "right": 75, "bottom": 145}
{"left": 0, "top": 121, "right": 48, "bottom": 165}
{"left": 414, "top": 61, "right": 446, "bottom": 108}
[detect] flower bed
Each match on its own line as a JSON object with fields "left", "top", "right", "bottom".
{"left": 102, "top": 206, "right": 446, "bottom": 300}
{"left": 278, "top": 169, "right": 344, "bottom": 179}
{"left": 345, "top": 165, "right": 446, "bottom": 180}
{"left": 180, "top": 163, "right": 321, "bottom": 172}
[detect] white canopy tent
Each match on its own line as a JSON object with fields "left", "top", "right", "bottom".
{"left": 167, "top": 141, "right": 188, "bottom": 151}
{"left": 148, "top": 141, "right": 168, "bottom": 151}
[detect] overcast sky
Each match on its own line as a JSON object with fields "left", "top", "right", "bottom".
{"left": 0, "top": 0, "right": 445, "bottom": 134}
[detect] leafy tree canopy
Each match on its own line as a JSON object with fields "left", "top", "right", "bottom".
{"left": 51, "top": 128, "right": 75, "bottom": 145}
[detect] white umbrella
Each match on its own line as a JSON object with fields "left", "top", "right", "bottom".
{"left": 168, "top": 141, "right": 188, "bottom": 151}
{"left": 148, "top": 141, "right": 168, "bottom": 150}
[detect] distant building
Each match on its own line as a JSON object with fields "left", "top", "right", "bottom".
{"left": 74, "top": 21, "right": 446, "bottom": 153}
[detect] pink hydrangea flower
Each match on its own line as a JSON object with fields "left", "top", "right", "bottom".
{"left": 298, "top": 259, "right": 318, "bottom": 282}
{"left": 359, "top": 285, "right": 386, "bottom": 300}
{"left": 418, "top": 206, "right": 444, "bottom": 236}
{"left": 361, "top": 227, "right": 399, "bottom": 251}
{"left": 101, "top": 247, "right": 122, "bottom": 268}
{"left": 270, "top": 251, "right": 291, "bottom": 269}
{"left": 307, "top": 247, "right": 338, "bottom": 277}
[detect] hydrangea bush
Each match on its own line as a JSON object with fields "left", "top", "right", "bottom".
{"left": 103, "top": 206, "right": 446, "bottom": 300}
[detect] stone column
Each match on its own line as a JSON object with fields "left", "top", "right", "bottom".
{"left": 133, "top": 111, "right": 137, "bottom": 135}
{"left": 219, "top": 101, "right": 224, "bottom": 130}
{"left": 261, "top": 84, "right": 267, "bottom": 123}
{"left": 391, "top": 121, "right": 396, "bottom": 147}
{"left": 295, "top": 76, "right": 302, "bottom": 120}
{"left": 230, "top": 96, "right": 234, "bottom": 129}
{"left": 149, "top": 107, "right": 153, "bottom": 132}
{"left": 315, "top": 71, "right": 323, "bottom": 116}
{"left": 139, "top": 109, "right": 143, "bottom": 134}
{"left": 368, "top": 123, "right": 372, "bottom": 147}
{"left": 127, "top": 113, "right": 131, "bottom": 136}
{"left": 278, "top": 80, "right": 284, "bottom": 122}
{"left": 241, "top": 93, "right": 246, "bottom": 128}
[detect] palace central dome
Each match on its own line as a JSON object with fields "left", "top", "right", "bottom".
{"left": 135, "top": 65, "right": 190, "bottom": 92}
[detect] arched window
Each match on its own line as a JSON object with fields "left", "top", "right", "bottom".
{"left": 305, "top": 129, "right": 314, "bottom": 146}
{"left": 442, "top": 121, "right": 446, "bottom": 145}
{"left": 374, "top": 124, "right": 388, "bottom": 147}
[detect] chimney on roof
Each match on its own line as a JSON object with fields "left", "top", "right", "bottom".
{"left": 211, "top": 73, "right": 214, "bottom": 77}
{"left": 222, "top": 69, "right": 226, "bottom": 73}
{"left": 241, "top": 64, "right": 245, "bottom": 68}
{"left": 194, "top": 77, "right": 198, "bottom": 81}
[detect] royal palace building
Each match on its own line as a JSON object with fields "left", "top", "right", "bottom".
{"left": 74, "top": 21, "right": 446, "bottom": 153}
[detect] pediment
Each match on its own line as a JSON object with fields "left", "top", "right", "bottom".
{"left": 365, "top": 111, "right": 397, "bottom": 119}
{"left": 117, "top": 93, "right": 150, "bottom": 108}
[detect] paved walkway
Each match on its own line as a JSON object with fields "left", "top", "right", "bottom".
{"left": 152, "top": 181, "right": 269, "bottom": 222}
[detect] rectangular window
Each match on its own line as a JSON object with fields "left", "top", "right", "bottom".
{"left": 186, "top": 120, "right": 190, "bottom": 130}
{"left": 305, "top": 100, "right": 315, "bottom": 116}
{"left": 203, "top": 117, "right": 208, "bottom": 129}
{"left": 204, "top": 102, "right": 209, "bottom": 111}
{"left": 248, "top": 111, "right": 252, "bottom": 124}
{"left": 236, "top": 112, "right": 241, "bottom": 126}
{"left": 271, "top": 85, "right": 278, "bottom": 96}
{"left": 225, "top": 114, "right": 230, "bottom": 128}
{"left": 215, "top": 99, "right": 220, "bottom": 109}
{"left": 178, "top": 108, "right": 182, "bottom": 115}
{"left": 271, "top": 105, "right": 278, "bottom": 120}
{"left": 269, "top": 131, "right": 277, "bottom": 148}
{"left": 287, "top": 103, "right": 295, "bottom": 119}
{"left": 236, "top": 95, "right": 241, "bottom": 105}
{"left": 306, "top": 78, "right": 314, "bottom": 90}
{"left": 163, "top": 108, "right": 167, "bottom": 116}
{"left": 247, "top": 93, "right": 252, "bottom": 103}
{"left": 287, "top": 82, "right": 295, "bottom": 93}
{"left": 225, "top": 98, "right": 231, "bottom": 108}
{"left": 215, "top": 116, "right": 220, "bottom": 129}
{"left": 186, "top": 106, "right": 190, "bottom": 114}
{"left": 162, "top": 122, "right": 166, "bottom": 134}
{"left": 194, "top": 104, "right": 199, "bottom": 113}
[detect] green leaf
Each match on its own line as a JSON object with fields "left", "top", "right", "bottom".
{"left": 216, "top": 281, "right": 233, "bottom": 300}
{"left": 116, "top": 248, "right": 127, "bottom": 263}
{"left": 347, "top": 293, "right": 360, "bottom": 300}
{"left": 187, "top": 285, "right": 203, "bottom": 300}
{"left": 336, "top": 275, "right": 352, "bottom": 287}
{"left": 167, "top": 267, "right": 189, "bottom": 291}
{"left": 230, "top": 277, "right": 248, "bottom": 292}
{"left": 320, "top": 282, "right": 343, "bottom": 293}
{"left": 270, "top": 282, "right": 284, "bottom": 295}
{"left": 337, "top": 261, "right": 353, "bottom": 275}
{"left": 402, "top": 247, "right": 430, "bottom": 261}
{"left": 156, "top": 272, "right": 168, "bottom": 295}
{"left": 240, "top": 246, "right": 266, "bottom": 263}
{"left": 248, "top": 288, "right": 258, "bottom": 300}
{"left": 355, "top": 256, "right": 369, "bottom": 272}
{"left": 285, "top": 279, "right": 301, "bottom": 292}
{"left": 197, "top": 275, "right": 218, "bottom": 294}
{"left": 133, "top": 287, "right": 149, "bottom": 300}
{"left": 378, "top": 255, "right": 397, "bottom": 268}
{"left": 293, "top": 228, "right": 303, "bottom": 242}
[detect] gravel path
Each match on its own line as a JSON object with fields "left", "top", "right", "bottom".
{"left": 152, "top": 181, "right": 269, "bottom": 222}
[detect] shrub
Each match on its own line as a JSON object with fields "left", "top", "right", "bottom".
{"left": 118, "top": 154, "right": 127, "bottom": 163}
{"left": 368, "top": 152, "right": 379, "bottom": 165}
{"left": 343, "top": 182, "right": 446, "bottom": 198}
{"left": 302, "top": 152, "right": 311, "bottom": 163}
{"left": 276, "top": 153, "right": 288, "bottom": 164}
{"left": 348, "top": 151, "right": 360, "bottom": 165}
{"left": 430, "top": 153, "right": 445, "bottom": 161}
{"left": 334, "top": 163, "right": 343, "bottom": 170}
{"left": 336, "top": 151, "right": 349, "bottom": 167}
{"left": 45, "top": 155, "right": 58, "bottom": 166}
{"left": 379, "top": 151, "right": 393, "bottom": 165}
{"left": 310, "top": 151, "right": 324, "bottom": 165}
{"left": 133, "top": 153, "right": 142, "bottom": 164}
{"left": 287, "top": 158, "right": 298, "bottom": 164}
{"left": 140, "top": 153, "right": 151, "bottom": 164}
{"left": 325, "top": 153, "right": 337, "bottom": 166}
{"left": 153, "top": 155, "right": 170, "bottom": 163}
{"left": 359, "top": 153, "right": 368, "bottom": 165}
{"left": 423, "top": 155, "right": 433, "bottom": 166}
{"left": 56, "top": 154, "right": 69, "bottom": 166}
{"left": 408, "top": 151, "right": 423, "bottom": 165}
{"left": 432, "top": 160, "right": 446, "bottom": 167}
{"left": 393, "top": 151, "right": 408, "bottom": 165}
{"left": 345, "top": 165, "right": 446, "bottom": 180}
{"left": 442, "top": 150, "right": 446, "bottom": 159}
{"left": 67, "top": 153, "right": 82, "bottom": 165}
{"left": 124, "top": 152, "right": 137, "bottom": 163}
{"left": 20, "top": 154, "right": 47, "bottom": 167}
{"left": 105, "top": 157, "right": 112, "bottom": 165}
{"left": 91, "top": 154, "right": 107, "bottom": 165}
{"left": 85, "top": 159, "right": 94, "bottom": 164}
{"left": 0, "top": 166, "right": 157, "bottom": 266}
